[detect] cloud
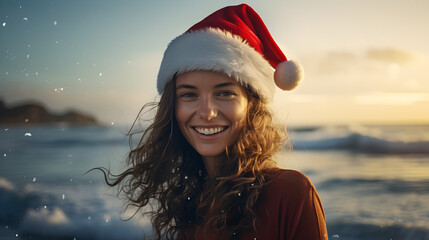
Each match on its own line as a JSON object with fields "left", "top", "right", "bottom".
{"left": 355, "top": 92, "right": 429, "bottom": 105}
{"left": 302, "top": 51, "right": 357, "bottom": 75}
{"left": 303, "top": 47, "right": 423, "bottom": 78}
{"left": 366, "top": 48, "right": 421, "bottom": 65}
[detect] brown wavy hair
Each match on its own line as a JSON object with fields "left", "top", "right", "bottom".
{"left": 100, "top": 75, "right": 284, "bottom": 239}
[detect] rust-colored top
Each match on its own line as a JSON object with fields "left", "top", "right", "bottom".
{"left": 182, "top": 169, "right": 328, "bottom": 240}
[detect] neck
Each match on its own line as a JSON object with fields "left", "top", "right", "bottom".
{"left": 202, "top": 155, "right": 225, "bottom": 179}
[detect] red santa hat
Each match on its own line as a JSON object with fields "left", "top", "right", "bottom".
{"left": 157, "top": 4, "right": 303, "bottom": 102}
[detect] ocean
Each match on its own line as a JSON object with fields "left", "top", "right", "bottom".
{"left": 1, "top": 124, "right": 429, "bottom": 240}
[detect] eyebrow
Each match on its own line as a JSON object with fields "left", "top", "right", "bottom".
{"left": 176, "top": 82, "right": 236, "bottom": 90}
{"left": 176, "top": 84, "right": 196, "bottom": 90}
{"left": 214, "top": 82, "right": 235, "bottom": 88}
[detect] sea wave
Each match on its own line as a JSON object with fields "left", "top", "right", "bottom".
{"left": 328, "top": 221, "right": 429, "bottom": 240}
{"left": 3, "top": 125, "right": 429, "bottom": 154}
{"left": 318, "top": 177, "right": 429, "bottom": 194}
{"left": 21, "top": 137, "right": 128, "bottom": 148}
{"left": 1, "top": 125, "right": 128, "bottom": 148}
{"left": 0, "top": 177, "right": 147, "bottom": 240}
{"left": 289, "top": 125, "right": 429, "bottom": 154}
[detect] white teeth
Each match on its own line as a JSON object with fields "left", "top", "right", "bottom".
{"left": 195, "top": 127, "right": 225, "bottom": 135}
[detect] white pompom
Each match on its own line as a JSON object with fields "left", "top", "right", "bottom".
{"left": 274, "top": 60, "right": 304, "bottom": 91}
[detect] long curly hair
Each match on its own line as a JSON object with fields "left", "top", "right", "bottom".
{"left": 100, "top": 75, "right": 284, "bottom": 239}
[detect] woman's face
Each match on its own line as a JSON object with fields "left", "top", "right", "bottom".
{"left": 175, "top": 71, "right": 248, "bottom": 158}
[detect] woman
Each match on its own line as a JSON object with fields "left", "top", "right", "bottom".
{"left": 103, "top": 4, "right": 328, "bottom": 240}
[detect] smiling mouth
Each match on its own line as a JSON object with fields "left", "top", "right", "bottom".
{"left": 193, "top": 126, "right": 227, "bottom": 136}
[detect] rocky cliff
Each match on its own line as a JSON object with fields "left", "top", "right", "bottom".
{"left": 0, "top": 99, "right": 98, "bottom": 125}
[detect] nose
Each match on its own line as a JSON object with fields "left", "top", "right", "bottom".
{"left": 198, "top": 96, "right": 217, "bottom": 121}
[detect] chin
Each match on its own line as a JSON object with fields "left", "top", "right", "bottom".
{"left": 194, "top": 146, "right": 226, "bottom": 159}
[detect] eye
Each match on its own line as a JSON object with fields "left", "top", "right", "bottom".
{"left": 178, "top": 92, "right": 197, "bottom": 98}
{"left": 217, "top": 90, "right": 237, "bottom": 97}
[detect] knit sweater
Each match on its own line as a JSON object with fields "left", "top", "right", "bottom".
{"left": 182, "top": 168, "right": 328, "bottom": 240}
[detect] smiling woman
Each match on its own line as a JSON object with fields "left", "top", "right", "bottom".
{"left": 175, "top": 71, "right": 248, "bottom": 164}
{"left": 98, "top": 4, "right": 327, "bottom": 240}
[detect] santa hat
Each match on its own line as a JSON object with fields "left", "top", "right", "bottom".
{"left": 157, "top": 4, "right": 303, "bottom": 102}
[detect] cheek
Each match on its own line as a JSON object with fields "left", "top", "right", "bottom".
{"left": 221, "top": 101, "right": 248, "bottom": 135}
{"left": 175, "top": 102, "right": 193, "bottom": 131}
{"left": 232, "top": 110, "right": 246, "bottom": 128}
{"left": 175, "top": 103, "right": 184, "bottom": 125}
{"left": 231, "top": 101, "right": 248, "bottom": 126}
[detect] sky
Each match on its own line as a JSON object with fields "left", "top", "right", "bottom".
{"left": 1, "top": 0, "right": 428, "bottom": 126}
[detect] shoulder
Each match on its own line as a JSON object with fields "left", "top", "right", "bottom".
{"left": 254, "top": 168, "right": 328, "bottom": 239}
{"left": 266, "top": 168, "right": 314, "bottom": 189}
{"left": 263, "top": 168, "right": 315, "bottom": 200}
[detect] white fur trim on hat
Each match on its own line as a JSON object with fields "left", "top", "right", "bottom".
{"left": 157, "top": 28, "right": 276, "bottom": 102}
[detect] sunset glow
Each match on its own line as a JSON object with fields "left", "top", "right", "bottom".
{"left": 1, "top": 0, "right": 428, "bottom": 126}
